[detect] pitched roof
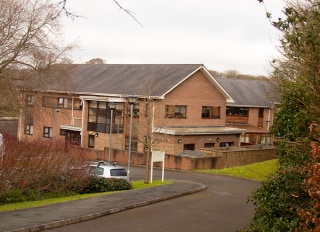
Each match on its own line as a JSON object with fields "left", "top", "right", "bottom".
{"left": 216, "top": 78, "right": 279, "bottom": 108}
{"left": 39, "top": 64, "right": 233, "bottom": 101}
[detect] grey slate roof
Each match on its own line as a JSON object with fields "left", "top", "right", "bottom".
{"left": 41, "top": 64, "right": 204, "bottom": 97}
{"left": 38, "top": 64, "right": 233, "bottom": 101}
{"left": 216, "top": 78, "right": 279, "bottom": 108}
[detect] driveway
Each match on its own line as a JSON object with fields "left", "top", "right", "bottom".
{"left": 45, "top": 166, "right": 260, "bottom": 232}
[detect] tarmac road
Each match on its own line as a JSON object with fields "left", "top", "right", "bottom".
{"left": 44, "top": 166, "right": 260, "bottom": 232}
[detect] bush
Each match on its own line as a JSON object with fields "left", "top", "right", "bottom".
{"left": 0, "top": 189, "right": 26, "bottom": 204}
{"left": 0, "top": 188, "right": 80, "bottom": 205}
{"left": 0, "top": 137, "right": 132, "bottom": 204}
{"left": 81, "top": 176, "right": 132, "bottom": 194}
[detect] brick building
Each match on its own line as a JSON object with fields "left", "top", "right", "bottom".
{"left": 17, "top": 64, "right": 276, "bottom": 157}
{"left": 216, "top": 78, "right": 278, "bottom": 146}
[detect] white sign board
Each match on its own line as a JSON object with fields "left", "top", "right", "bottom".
{"left": 150, "top": 151, "right": 165, "bottom": 183}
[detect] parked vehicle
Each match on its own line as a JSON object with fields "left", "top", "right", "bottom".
{"left": 88, "top": 161, "right": 128, "bottom": 180}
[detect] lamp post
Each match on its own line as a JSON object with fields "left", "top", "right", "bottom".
{"left": 108, "top": 102, "right": 117, "bottom": 163}
{"left": 127, "top": 96, "right": 137, "bottom": 182}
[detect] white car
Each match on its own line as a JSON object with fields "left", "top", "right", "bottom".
{"left": 88, "top": 161, "right": 128, "bottom": 180}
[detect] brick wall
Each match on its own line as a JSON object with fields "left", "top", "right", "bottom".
{"left": 83, "top": 147, "right": 277, "bottom": 171}
{"left": 156, "top": 71, "right": 227, "bottom": 127}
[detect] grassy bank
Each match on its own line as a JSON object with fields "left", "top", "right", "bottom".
{"left": 0, "top": 180, "right": 171, "bottom": 212}
{"left": 197, "top": 159, "right": 278, "bottom": 181}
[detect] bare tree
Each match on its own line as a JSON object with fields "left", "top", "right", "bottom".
{"left": 60, "top": 0, "right": 143, "bottom": 26}
{"left": 0, "top": 0, "right": 73, "bottom": 116}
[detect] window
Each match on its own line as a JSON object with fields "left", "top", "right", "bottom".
{"left": 202, "top": 106, "right": 221, "bottom": 119}
{"left": 226, "top": 107, "right": 249, "bottom": 116}
{"left": 127, "top": 103, "right": 140, "bottom": 118}
{"left": 258, "top": 108, "right": 264, "bottom": 117}
{"left": 26, "top": 95, "right": 34, "bottom": 106}
{"left": 87, "top": 101, "right": 124, "bottom": 133}
{"left": 42, "top": 96, "right": 82, "bottom": 110}
{"left": 88, "top": 135, "right": 95, "bottom": 148}
{"left": 25, "top": 113, "right": 33, "bottom": 135}
{"left": 204, "top": 143, "right": 215, "bottom": 148}
{"left": 70, "top": 132, "right": 81, "bottom": 146}
{"left": 165, "top": 105, "right": 187, "bottom": 118}
{"left": 43, "top": 127, "right": 53, "bottom": 138}
{"left": 125, "top": 137, "right": 138, "bottom": 152}
{"left": 89, "top": 166, "right": 103, "bottom": 175}
{"left": 220, "top": 142, "right": 234, "bottom": 147}
{"left": 26, "top": 124, "right": 33, "bottom": 135}
{"left": 58, "top": 97, "right": 68, "bottom": 108}
{"left": 184, "top": 144, "right": 195, "bottom": 151}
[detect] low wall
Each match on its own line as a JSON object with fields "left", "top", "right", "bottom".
{"left": 83, "top": 147, "right": 277, "bottom": 171}
{"left": 211, "top": 147, "right": 277, "bottom": 169}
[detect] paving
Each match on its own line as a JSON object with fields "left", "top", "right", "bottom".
{"left": 0, "top": 181, "right": 206, "bottom": 232}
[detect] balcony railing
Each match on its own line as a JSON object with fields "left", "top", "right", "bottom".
{"left": 226, "top": 115, "right": 248, "bottom": 124}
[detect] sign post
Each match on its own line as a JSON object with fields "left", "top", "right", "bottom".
{"left": 150, "top": 150, "right": 165, "bottom": 183}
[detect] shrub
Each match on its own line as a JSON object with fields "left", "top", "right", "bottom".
{"left": 0, "top": 137, "right": 131, "bottom": 204}
{"left": 81, "top": 176, "right": 132, "bottom": 194}
{"left": 0, "top": 189, "right": 26, "bottom": 204}
{"left": 0, "top": 137, "right": 91, "bottom": 202}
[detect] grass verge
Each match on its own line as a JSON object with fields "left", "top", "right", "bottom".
{"left": 0, "top": 180, "right": 172, "bottom": 212}
{"left": 197, "top": 159, "right": 278, "bottom": 181}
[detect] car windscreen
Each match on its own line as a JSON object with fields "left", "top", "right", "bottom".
{"left": 89, "top": 166, "right": 104, "bottom": 176}
{"left": 110, "top": 168, "right": 127, "bottom": 177}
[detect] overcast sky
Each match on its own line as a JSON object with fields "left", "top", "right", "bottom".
{"left": 62, "top": 0, "right": 285, "bottom": 76}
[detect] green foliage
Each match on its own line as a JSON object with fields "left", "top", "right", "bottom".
{"left": 0, "top": 189, "right": 77, "bottom": 205}
{"left": 0, "top": 189, "right": 26, "bottom": 204}
{"left": 81, "top": 176, "right": 132, "bottom": 194}
{"left": 246, "top": 141, "right": 312, "bottom": 231}
{"left": 247, "top": 1, "right": 320, "bottom": 231}
{"left": 271, "top": 79, "right": 313, "bottom": 140}
{"left": 247, "top": 168, "right": 309, "bottom": 231}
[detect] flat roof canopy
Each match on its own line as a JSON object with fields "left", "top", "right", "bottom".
{"left": 153, "top": 126, "right": 246, "bottom": 135}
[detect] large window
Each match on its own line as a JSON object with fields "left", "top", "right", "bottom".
{"left": 42, "top": 96, "right": 82, "bottom": 110}
{"left": 226, "top": 107, "right": 249, "bottom": 116}
{"left": 165, "top": 105, "right": 187, "bottom": 118}
{"left": 202, "top": 106, "right": 220, "bottom": 119}
{"left": 87, "top": 101, "right": 124, "bottom": 133}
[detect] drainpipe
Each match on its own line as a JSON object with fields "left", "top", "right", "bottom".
{"left": 18, "top": 92, "right": 23, "bottom": 141}
{"left": 71, "top": 95, "right": 74, "bottom": 125}
{"left": 80, "top": 100, "right": 85, "bottom": 147}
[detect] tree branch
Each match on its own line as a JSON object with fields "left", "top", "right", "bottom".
{"left": 113, "top": 0, "right": 143, "bottom": 27}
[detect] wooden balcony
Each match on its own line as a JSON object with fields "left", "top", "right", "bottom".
{"left": 226, "top": 115, "right": 248, "bottom": 124}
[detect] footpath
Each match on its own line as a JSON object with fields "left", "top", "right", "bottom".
{"left": 0, "top": 181, "right": 206, "bottom": 232}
